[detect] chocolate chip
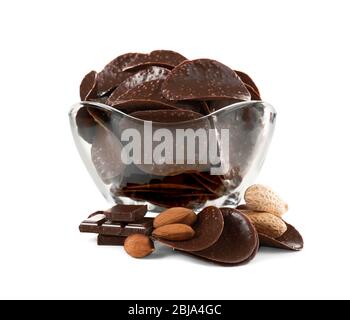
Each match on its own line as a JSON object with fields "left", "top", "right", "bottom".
{"left": 122, "top": 50, "right": 187, "bottom": 72}
{"left": 259, "top": 222, "right": 304, "bottom": 251}
{"left": 190, "top": 208, "right": 259, "bottom": 265}
{"left": 80, "top": 71, "right": 98, "bottom": 101}
{"left": 153, "top": 206, "right": 224, "bottom": 251}
{"left": 162, "top": 59, "right": 251, "bottom": 101}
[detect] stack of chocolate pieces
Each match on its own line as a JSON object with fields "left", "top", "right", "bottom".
{"left": 113, "top": 171, "right": 231, "bottom": 209}
{"left": 77, "top": 50, "right": 262, "bottom": 208}
{"left": 79, "top": 204, "right": 153, "bottom": 246}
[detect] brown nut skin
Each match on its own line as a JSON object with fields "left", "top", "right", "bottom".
{"left": 153, "top": 207, "right": 197, "bottom": 228}
{"left": 244, "top": 184, "right": 288, "bottom": 217}
{"left": 246, "top": 212, "right": 287, "bottom": 239}
{"left": 152, "top": 224, "right": 195, "bottom": 241}
{"left": 124, "top": 234, "right": 154, "bottom": 258}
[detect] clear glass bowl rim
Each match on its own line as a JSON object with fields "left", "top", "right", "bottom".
{"left": 69, "top": 100, "right": 277, "bottom": 125}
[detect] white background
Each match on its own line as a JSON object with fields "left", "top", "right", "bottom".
{"left": 0, "top": 0, "right": 349, "bottom": 300}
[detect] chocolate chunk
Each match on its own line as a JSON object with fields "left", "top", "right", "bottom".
{"left": 130, "top": 109, "right": 203, "bottom": 122}
{"left": 91, "top": 126, "right": 124, "bottom": 184}
{"left": 97, "top": 235, "right": 125, "bottom": 246}
{"left": 104, "top": 204, "right": 147, "bottom": 222}
{"left": 88, "top": 210, "right": 105, "bottom": 218}
{"left": 235, "top": 70, "right": 260, "bottom": 96}
{"left": 80, "top": 71, "right": 98, "bottom": 101}
{"left": 122, "top": 50, "right": 187, "bottom": 72}
{"left": 100, "top": 218, "right": 153, "bottom": 236}
{"left": 153, "top": 206, "right": 224, "bottom": 251}
{"left": 259, "top": 222, "right": 304, "bottom": 251}
{"left": 107, "top": 66, "right": 171, "bottom": 103}
{"left": 79, "top": 214, "right": 107, "bottom": 233}
{"left": 107, "top": 79, "right": 180, "bottom": 111}
{"left": 96, "top": 53, "right": 146, "bottom": 95}
{"left": 162, "top": 59, "right": 251, "bottom": 101}
{"left": 190, "top": 208, "right": 259, "bottom": 265}
{"left": 79, "top": 216, "right": 153, "bottom": 236}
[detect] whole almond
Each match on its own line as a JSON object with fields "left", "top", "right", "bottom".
{"left": 244, "top": 184, "right": 288, "bottom": 217}
{"left": 153, "top": 207, "right": 197, "bottom": 228}
{"left": 124, "top": 234, "right": 154, "bottom": 258}
{"left": 152, "top": 224, "right": 195, "bottom": 241}
{"left": 246, "top": 211, "right": 287, "bottom": 238}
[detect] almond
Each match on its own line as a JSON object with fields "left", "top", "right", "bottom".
{"left": 124, "top": 234, "right": 154, "bottom": 258}
{"left": 244, "top": 184, "right": 288, "bottom": 217}
{"left": 153, "top": 207, "right": 197, "bottom": 228}
{"left": 245, "top": 211, "right": 287, "bottom": 238}
{"left": 152, "top": 224, "right": 195, "bottom": 241}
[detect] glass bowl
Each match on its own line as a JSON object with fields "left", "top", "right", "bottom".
{"left": 69, "top": 101, "right": 276, "bottom": 212}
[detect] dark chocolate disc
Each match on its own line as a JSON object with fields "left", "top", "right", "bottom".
{"left": 191, "top": 208, "right": 259, "bottom": 265}
{"left": 235, "top": 70, "right": 260, "bottom": 96}
{"left": 80, "top": 71, "right": 98, "bottom": 101}
{"left": 130, "top": 109, "right": 203, "bottom": 122}
{"left": 75, "top": 107, "right": 97, "bottom": 144}
{"left": 122, "top": 50, "right": 187, "bottom": 72}
{"left": 118, "top": 193, "right": 210, "bottom": 209}
{"left": 245, "top": 84, "right": 261, "bottom": 100}
{"left": 107, "top": 79, "right": 181, "bottom": 111}
{"left": 153, "top": 206, "right": 224, "bottom": 251}
{"left": 96, "top": 53, "right": 146, "bottom": 96}
{"left": 236, "top": 204, "right": 251, "bottom": 210}
{"left": 206, "top": 99, "right": 242, "bottom": 112}
{"left": 259, "top": 222, "right": 304, "bottom": 251}
{"left": 124, "top": 183, "right": 205, "bottom": 191}
{"left": 87, "top": 107, "right": 112, "bottom": 131}
{"left": 162, "top": 59, "right": 251, "bottom": 101}
{"left": 107, "top": 66, "right": 171, "bottom": 103}
{"left": 190, "top": 172, "right": 225, "bottom": 196}
{"left": 91, "top": 126, "right": 124, "bottom": 184}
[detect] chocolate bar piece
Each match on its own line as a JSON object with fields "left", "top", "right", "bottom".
{"left": 79, "top": 214, "right": 107, "bottom": 233}
{"left": 105, "top": 204, "right": 147, "bottom": 222}
{"left": 97, "top": 235, "right": 125, "bottom": 246}
{"left": 100, "top": 218, "right": 153, "bottom": 236}
{"left": 79, "top": 216, "right": 153, "bottom": 236}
